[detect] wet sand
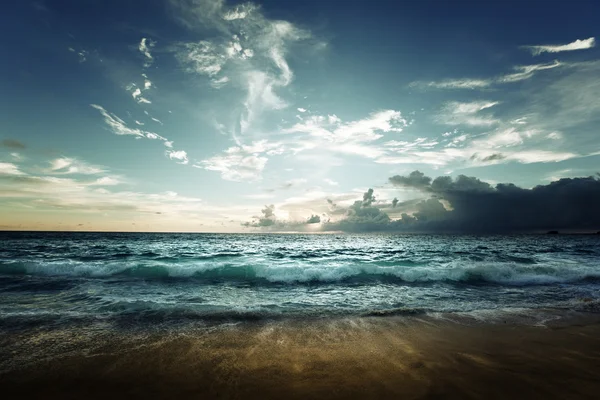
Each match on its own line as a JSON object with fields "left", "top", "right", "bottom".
{"left": 2, "top": 316, "right": 600, "bottom": 399}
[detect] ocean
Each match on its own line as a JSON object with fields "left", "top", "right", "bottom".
{"left": 1, "top": 231, "right": 599, "bottom": 331}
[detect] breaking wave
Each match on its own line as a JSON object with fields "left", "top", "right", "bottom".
{"left": 1, "top": 259, "right": 599, "bottom": 286}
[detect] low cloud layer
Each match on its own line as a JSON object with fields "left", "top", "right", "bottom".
{"left": 323, "top": 171, "right": 600, "bottom": 233}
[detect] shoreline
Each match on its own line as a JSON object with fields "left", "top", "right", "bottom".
{"left": 2, "top": 314, "right": 600, "bottom": 399}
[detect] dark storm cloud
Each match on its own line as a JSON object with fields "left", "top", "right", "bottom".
{"left": 388, "top": 170, "right": 431, "bottom": 190}
{"left": 243, "top": 205, "right": 322, "bottom": 229}
{"left": 306, "top": 214, "right": 321, "bottom": 224}
{"left": 243, "top": 204, "right": 277, "bottom": 227}
{"left": 1, "top": 139, "right": 26, "bottom": 149}
{"left": 382, "top": 171, "right": 600, "bottom": 232}
{"left": 471, "top": 153, "right": 506, "bottom": 162}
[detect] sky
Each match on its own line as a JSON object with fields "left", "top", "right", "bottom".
{"left": 1, "top": 0, "right": 600, "bottom": 232}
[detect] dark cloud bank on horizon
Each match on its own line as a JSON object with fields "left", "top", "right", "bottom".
{"left": 341, "top": 171, "right": 600, "bottom": 233}
{"left": 246, "top": 171, "right": 600, "bottom": 233}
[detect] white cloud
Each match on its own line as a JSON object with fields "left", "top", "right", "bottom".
{"left": 0, "top": 162, "right": 25, "bottom": 176}
{"left": 243, "top": 193, "right": 275, "bottom": 200}
{"left": 199, "top": 152, "right": 268, "bottom": 182}
{"left": 523, "top": 37, "right": 595, "bottom": 56}
{"left": 166, "top": 150, "right": 189, "bottom": 164}
{"left": 177, "top": 41, "right": 225, "bottom": 77}
{"left": 91, "top": 176, "right": 122, "bottom": 186}
{"left": 438, "top": 101, "right": 500, "bottom": 126}
{"left": 414, "top": 61, "right": 563, "bottom": 90}
{"left": 172, "top": 0, "right": 312, "bottom": 136}
{"left": 223, "top": 3, "right": 256, "bottom": 20}
{"left": 49, "top": 157, "right": 106, "bottom": 175}
{"left": 283, "top": 110, "right": 407, "bottom": 159}
{"left": 197, "top": 140, "right": 283, "bottom": 182}
{"left": 498, "top": 61, "right": 562, "bottom": 83}
{"left": 323, "top": 178, "right": 338, "bottom": 186}
{"left": 297, "top": 107, "right": 307, "bottom": 113}
{"left": 419, "top": 78, "right": 493, "bottom": 90}
{"left": 139, "top": 38, "right": 155, "bottom": 67}
{"left": 91, "top": 104, "right": 147, "bottom": 137}
{"left": 211, "top": 76, "right": 230, "bottom": 88}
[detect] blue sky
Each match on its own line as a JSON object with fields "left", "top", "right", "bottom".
{"left": 1, "top": 0, "right": 599, "bottom": 232}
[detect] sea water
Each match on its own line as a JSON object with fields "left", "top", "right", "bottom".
{"left": 1, "top": 232, "right": 599, "bottom": 331}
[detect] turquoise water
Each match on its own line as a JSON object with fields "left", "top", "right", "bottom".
{"left": 1, "top": 232, "right": 599, "bottom": 330}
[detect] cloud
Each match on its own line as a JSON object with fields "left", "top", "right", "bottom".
{"left": 1, "top": 139, "right": 26, "bottom": 149}
{"left": 497, "top": 61, "right": 562, "bottom": 83}
{"left": 243, "top": 204, "right": 277, "bottom": 227}
{"left": 49, "top": 157, "right": 106, "bottom": 175}
{"left": 0, "top": 169, "right": 204, "bottom": 218}
{"left": 389, "top": 170, "right": 432, "bottom": 190}
{"left": 243, "top": 193, "right": 275, "bottom": 200}
{"left": 323, "top": 178, "right": 338, "bottom": 186}
{"left": 242, "top": 203, "right": 325, "bottom": 230}
{"left": 91, "top": 104, "right": 148, "bottom": 137}
{"left": 326, "top": 188, "right": 390, "bottom": 232}
{"left": 139, "top": 38, "right": 155, "bottom": 67}
{"left": 306, "top": 214, "right": 321, "bottom": 224}
{"left": 166, "top": 150, "right": 189, "bottom": 164}
{"left": 170, "top": 0, "right": 313, "bottom": 137}
{"left": 419, "top": 78, "right": 493, "bottom": 90}
{"left": 284, "top": 110, "right": 407, "bottom": 159}
{"left": 91, "top": 104, "right": 171, "bottom": 141}
{"left": 198, "top": 150, "right": 268, "bottom": 182}
{"left": 437, "top": 101, "right": 500, "bottom": 126}
{"left": 414, "top": 61, "right": 563, "bottom": 90}
{"left": 223, "top": 3, "right": 256, "bottom": 20}
{"left": 0, "top": 162, "right": 25, "bottom": 176}
{"left": 383, "top": 171, "right": 600, "bottom": 232}
{"left": 197, "top": 139, "right": 284, "bottom": 181}
{"left": 523, "top": 37, "right": 595, "bottom": 56}
{"left": 90, "top": 176, "right": 122, "bottom": 186}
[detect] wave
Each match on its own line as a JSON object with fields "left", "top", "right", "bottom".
{"left": 1, "top": 259, "right": 599, "bottom": 286}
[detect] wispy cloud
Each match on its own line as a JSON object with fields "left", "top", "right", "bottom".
{"left": 419, "top": 78, "right": 493, "bottom": 90}
{"left": 1, "top": 139, "right": 26, "bottom": 149}
{"left": 91, "top": 104, "right": 148, "bottom": 137}
{"left": 498, "top": 61, "right": 562, "bottom": 83}
{"left": 68, "top": 47, "right": 88, "bottom": 63}
{"left": 139, "top": 38, "right": 155, "bottom": 67}
{"left": 222, "top": 3, "right": 256, "bottom": 20}
{"left": 415, "top": 61, "right": 563, "bottom": 90}
{"left": 170, "top": 0, "right": 313, "bottom": 138}
{"left": 523, "top": 37, "right": 595, "bottom": 56}
{"left": 49, "top": 157, "right": 106, "bottom": 175}
{"left": 284, "top": 110, "right": 407, "bottom": 159}
{"left": 197, "top": 140, "right": 284, "bottom": 181}
{"left": 437, "top": 101, "right": 500, "bottom": 126}
{"left": 91, "top": 104, "right": 191, "bottom": 165}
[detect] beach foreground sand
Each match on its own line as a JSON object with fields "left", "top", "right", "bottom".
{"left": 2, "top": 316, "right": 600, "bottom": 399}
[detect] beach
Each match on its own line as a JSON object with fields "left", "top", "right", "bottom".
{"left": 2, "top": 232, "right": 600, "bottom": 398}
{"left": 2, "top": 315, "right": 600, "bottom": 399}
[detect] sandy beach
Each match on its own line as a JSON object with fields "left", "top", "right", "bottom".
{"left": 2, "top": 315, "right": 600, "bottom": 399}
